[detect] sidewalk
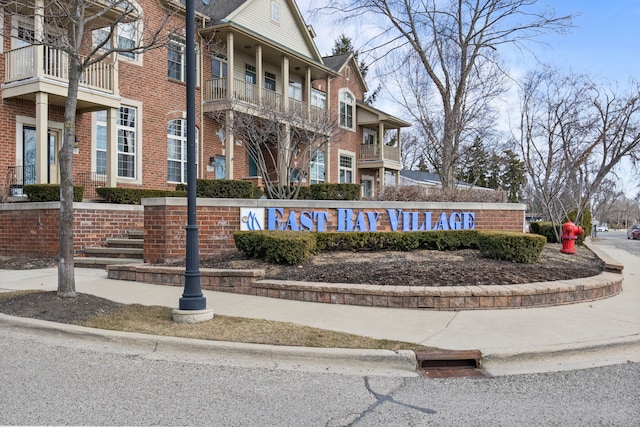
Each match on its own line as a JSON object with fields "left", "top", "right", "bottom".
{"left": 1, "top": 240, "right": 638, "bottom": 376}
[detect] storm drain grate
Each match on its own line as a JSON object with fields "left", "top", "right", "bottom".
{"left": 415, "top": 350, "right": 491, "bottom": 378}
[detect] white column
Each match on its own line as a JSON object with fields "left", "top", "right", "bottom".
{"left": 281, "top": 56, "right": 289, "bottom": 112}
{"left": 35, "top": 92, "right": 48, "bottom": 184}
{"left": 256, "top": 45, "right": 263, "bottom": 101}
{"left": 106, "top": 108, "right": 118, "bottom": 187}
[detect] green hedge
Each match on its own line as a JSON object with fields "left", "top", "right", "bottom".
{"left": 176, "top": 179, "right": 260, "bottom": 198}
{"left": 23, "top": 184, "right": 84, "bottom": 202}
{"left": 477, "top": 231, "right": 546, "bottom": 263}
{"left": 234, "top": 231, "right": 316, "bottom": 265}
{"left": 235, "top": 229, "right": 545, "bottom": 265}
{"left": 96, "top": 187, "right": 186, "bottom": 204}
{"left": 529, "top": 221, "right": 560, "bottom": 243}
{"left": 265, "top": 183, "right": 361, "bottom": 200}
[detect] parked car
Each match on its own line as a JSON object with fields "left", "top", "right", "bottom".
{"left": 628, "top": 224, "right": 640, "bottom": 240}
{"left": 596, "top": 224, "right": 608, "bottom": 232}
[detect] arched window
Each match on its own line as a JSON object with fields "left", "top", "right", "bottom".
{"left": 339, "top": 89, "right": 355, "bottom": 130}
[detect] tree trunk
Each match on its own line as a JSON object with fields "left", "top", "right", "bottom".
{"left": 57, "top": 61, "right": 82, "bottom": 298}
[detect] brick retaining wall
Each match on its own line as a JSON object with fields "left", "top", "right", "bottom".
{"left": 0, "top": 202, "right": 143, "bottom": 257}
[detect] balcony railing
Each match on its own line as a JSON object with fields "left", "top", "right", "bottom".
{"left": 4, "top": 45, "right": 115, "bottom": 93}
{"left": 204, "top": 77, "right": 327, "bottom": 123}
{"left": 359, "top": 144, "right": 401, "bottom": 164}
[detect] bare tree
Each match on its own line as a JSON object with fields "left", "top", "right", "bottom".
{"left": 1, "top": 0, "right": 178, "bottom": 297}
{"left": 211, "top": 98, "right": 337, "bottom": 199}
{"left": 323, "top": 0, "right": 572, "bottom": 189}
{"left": 519, "top": 67, "right": 640, "bottom": 232}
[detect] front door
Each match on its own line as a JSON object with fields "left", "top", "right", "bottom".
{"left": 21, "top": 126, "right": 59, "bottom": 185}
{"left": 22, "top": 126, "right": 36, "bottom": 186}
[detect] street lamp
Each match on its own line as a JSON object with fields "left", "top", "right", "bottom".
{"left": 173, "top": 0, "right": 213, "bottom": 323}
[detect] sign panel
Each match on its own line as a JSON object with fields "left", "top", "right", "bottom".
{"left": 241, "top": 207, "right": 475, "bottom": 232}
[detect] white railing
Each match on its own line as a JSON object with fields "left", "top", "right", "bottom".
{"left": 359, "top": 144, "right": 401, "bottom": 163}
{"left": 203, "top": 77, "right": 328, "bottom": 124}
{"left": 4, "top": 45, "right": 115, "bottom": 93}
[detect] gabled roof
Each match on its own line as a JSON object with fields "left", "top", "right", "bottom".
{"left": 400, "top": 170, "right": 492, "bottom": 190}
{"left": 197, "top": 0, "right": 245, "bottom": 22}
{"left": 356, "top": 100, "right": 411, "bottom": 129}
{"left": 322, "top": 53, "right": 368, "bottom": 94}
{"left": 198, "top": 0, "right": 325, "bottom": 67}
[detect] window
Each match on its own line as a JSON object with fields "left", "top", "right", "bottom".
{"left": 364, "top": 129, "right": 376, "bottom": 145}
{"left": 212, "top": 54, "right": 227, "bottom": 78}
{"left": 95, "top": 111, "right": 107, "bottom": 175}
{"left": 245, "top": 64, "right": 257, "bottom": 99}
{"left": 167, "top": 119, "right": 186, "bottom": 183}
{"left": 168, "top": 36, "right": 186, "bottom": 81}
{"left": 339, "top": 154, "right": 354, "bottom": 183}
{"left": 289, "top": 80, "right": 302, "bottom": 101}
{"left": 215, "top": 156, "right": 226, "bottom": 180}
{"left": 245, "top": 64, "right": 256, "bottom": 84}
{"left": 311, "top": 89, "right": 326, "bottom": 109}
{"left": 167, "top": 119, "right": 197, "bottom": 183}
{"left": 248, "top": 156, "right": 259, "bottom": 177}
{"left": 118, "top": 107, "right": 137, "bottom": 179}
{"left": 339, "top": 90, "right": 355, "bottom": 129}
{"left": 310, "top": 150, "right": 325, "bottom": 184}
{"left": 265, "top": 72, "right": 276, "bottom": 92}
{"left": 271, "top": 1, "right": 280, "bottom": 22}
{"left": 93, "top": 22, "right": 138, "bottom": 60}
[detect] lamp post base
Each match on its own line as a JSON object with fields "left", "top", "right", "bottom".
{"left": 172, "top": 308, "right": 214, "bottom": 323}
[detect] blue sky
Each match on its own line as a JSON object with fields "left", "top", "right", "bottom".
{"left": 297, "top": 0, "right": 640, "bottom": 195}
{"left": 298, "top": 0, "right": 639, "bottom": 86}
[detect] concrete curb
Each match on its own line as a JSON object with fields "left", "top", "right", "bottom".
{"left": 482, "top": 334, "right": 640, "bottom": 376}
{"left": 0, "top": 313, "right": 420, "bottom": 377}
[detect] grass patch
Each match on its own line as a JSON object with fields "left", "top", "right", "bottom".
{"left": 79, "top": 304, "right": 431, "bottom": 351}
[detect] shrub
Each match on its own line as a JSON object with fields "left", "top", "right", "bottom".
{"left": 529, "top": 221, "right": 560, "bottom": 243}
{"left": 477, "top": 231, "right": 546, "bottom": 263}
{"left": 96, "top": 188, "right": 186, "bottom": 204}
{"left": 234, "top": 230, "right": 316, "bottom": 265}
{"left": 23, "top": 184, "right": 84, "bottom": 202}
{"left": 263, "top": 183, "right": 361, "bottom": 200}
{"left": 177, "top": 179, "right": 258, "bottom": 199}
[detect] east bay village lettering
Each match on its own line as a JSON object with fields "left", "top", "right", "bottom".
{"left": 266, "top": 208, "right": 475, "bottom": 232}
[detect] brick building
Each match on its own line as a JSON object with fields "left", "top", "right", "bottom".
{"left": 0, "top": 0, "right": 409, "bottom": 200}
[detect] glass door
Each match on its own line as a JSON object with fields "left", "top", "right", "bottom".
{"left": 22, "top": 126, "right": 36, "bottom": 186}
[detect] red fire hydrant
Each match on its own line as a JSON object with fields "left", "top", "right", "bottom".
{"left": 560, "top": 221, "right": 584, "bottom": 254}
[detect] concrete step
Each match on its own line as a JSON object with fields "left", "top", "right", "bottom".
{"left": 74, "top": 257, "right": 144, "bottom": 268}
{"left": 106, "top": 238, "right": 144, "bottom": 248}
{"left": 83, "top": 246, "right": 143, "bottom": 258}
{"left": 128, "top": 230, "right": 144, "bottom": 239}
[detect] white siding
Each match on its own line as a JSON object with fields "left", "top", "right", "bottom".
{"left": 230, "top": 0, "right": 317, "bottom": 60}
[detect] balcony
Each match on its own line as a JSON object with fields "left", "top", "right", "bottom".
{"left": 2, "top": 45, "right": 120, "bottom": 110}
{"left": 358, "top": 144, "right": 402, "bottom": 171}
{"left": 203, "top": 77, "right": 327, "bottom": 124}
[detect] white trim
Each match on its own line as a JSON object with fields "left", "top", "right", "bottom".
{"left": 338, "top": 149, "right": 356, "bottom": 184}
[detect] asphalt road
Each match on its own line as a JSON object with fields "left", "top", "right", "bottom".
{"left": 1, "top": 327, "right": 638, "bottom": 426}
{"left": 593, "top": 229, "right": 640, "bottom": 257}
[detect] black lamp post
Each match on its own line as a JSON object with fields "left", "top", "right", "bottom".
{"left": 178, "top": 0, "right": 206, "bottom": 312}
